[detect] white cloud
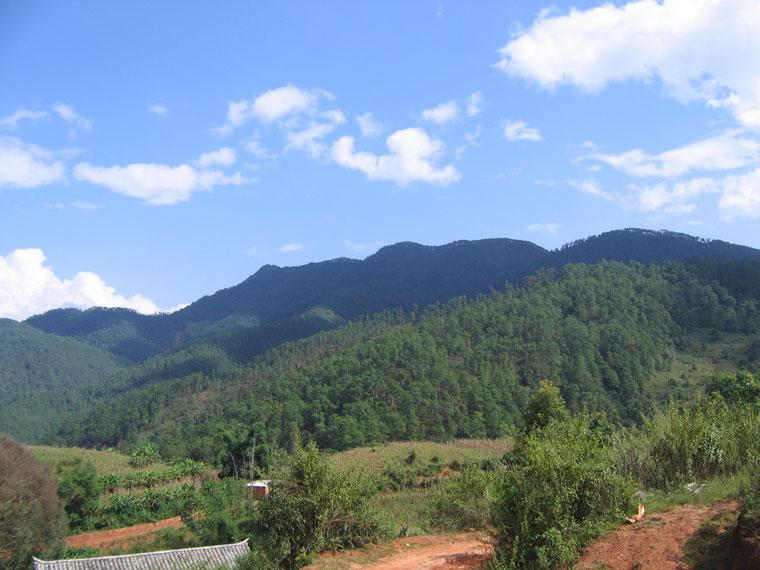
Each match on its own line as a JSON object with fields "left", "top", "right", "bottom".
{"left": 148, "top": 104, "right": 168, "bottom": 116}
{"left": 718, "top": 168, "right": 760, "bottom": 219}
{"left": 216, "top": 85, "right": 329, "bottom": 135}
{"left": 344, "top": 239, "right": 384, "bottom": 253}
{"left": 625, "top": 177, "right": 717, "bottom": 214}
{"left": 421, "top": 100, "right": 460, "bottom": 125}
{"left": 465, "top": 92, "right": 483, "bottom": 117}
{"left": 455, "top": 126, "right": 482, "bottom": 159}
{"left": 74, "top": 157, "right": 247, "bottom": 206}
{"left": 0, "top": 108, "right": 48, "bottom": 129}
{"left": 357, "top": 112, "right": 382, "bottom": 138}
{"left": 495, "top": 0, "right": 760, "bottom": 130}
{"left": 569, "top": 178, "right": 613, "bottom": 200}
{"left": 52, "top": 103, "right": 92, "bottom": 132}
{"left": 0, "top": 137, "right": 65, "bottom": 188}
{"left": 285, "top": 110, "right": 346, "bottom": 159}
{"left": 586, "top": 130, "right": 760, "bottom": 177}
{"left": 0, "top": 248, "right": 159, "bottom": 320}
{"left": 503, "top": 120, "right": 542, "bottom": 142}
{"left": 195, "top": 147, "right": 237, "bottom": 168}
{"left": 278, "top": 243, "right": 303, "bottom": 253}
{"left": 526, "top": 223, "right": 560, "bottom": 237}
{"left": 43, "top": 201, "right": 100, "bottom": 211}
{"left": 331, "top": 127, "right": 461, "bottom": 186}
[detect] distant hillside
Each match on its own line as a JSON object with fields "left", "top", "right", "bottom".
{"left": 25, "top": 229, "right": 760, "bottom": 366}
{"left": 0, "top": 319, "right": 125, "bottom": 441}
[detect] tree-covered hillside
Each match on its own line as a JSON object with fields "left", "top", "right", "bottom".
{"left": 23, "top": 229, "right": 760, "bottom": 368}
{"left": 61, "top": 260, "right": 760, "bottom": 471}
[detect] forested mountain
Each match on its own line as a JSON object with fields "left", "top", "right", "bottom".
{"left": 6, "top": 229, "right": 760, "bottom": 447}
{"left": 60, "top": 260, "right": 760, "bottom": 470}
{"left": 0, "top": 319, "right": 125, "bottom": 440}
{"left": 23, "top": 229, "right": 760, "bottom": 364}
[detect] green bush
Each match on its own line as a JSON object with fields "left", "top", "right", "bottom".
{"left": 491, "top": 415, "right": 635, "bottom": 569}
{"left": 256, "top": 443, "right": 387, "bottom": 569}
{"left": 613, "top": 395, "right": 760, "bottom": 489}
{"left": 56, "top": 459, "right": 102, "bottom": 531}
{"left": 129, "top": 442, "right": 160, "bottom": 468}
{"left": 427, "top": 465, "right": 495, "bottom": 531}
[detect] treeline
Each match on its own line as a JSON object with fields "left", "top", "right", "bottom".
{"left": 65, "top": 260, "right": 760, "bottom": 468}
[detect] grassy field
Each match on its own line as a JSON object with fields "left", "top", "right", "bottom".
{"left": 29, "top": 445, "right": 174, "bottom": 476}
{"left": 329, "top": 438, "right": 510, "bottom": 477}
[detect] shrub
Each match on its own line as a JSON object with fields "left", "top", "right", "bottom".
{"left": 256, "top": 443, "right": 387, "bottom": 568}
{"left": 129, "top": 442, "right": 160, "bottom": 467}
{"left": 427, "top": 465, "right": 495, "bottom": 531}
{"left": 0, "top": 436, "right": 63, "bottom": 569}
{"left": 491, "top": 416, "right": 635, "bottom": 569}
{"left": 613, "top": 396, "right": 760, "bottom": 489}
{"left": 56, "top": 459, "right": 102, "bottom": 531}
{"left": 522, "top": 380, "right": 569, "bottom": 432}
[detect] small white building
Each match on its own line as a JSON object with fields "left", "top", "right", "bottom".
{"left": 245, "top": 479, "right": 271, "bottom": 499}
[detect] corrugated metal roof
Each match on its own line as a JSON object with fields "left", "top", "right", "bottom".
{"left": 33, "top": 539, "right": 250, "bottom": 570}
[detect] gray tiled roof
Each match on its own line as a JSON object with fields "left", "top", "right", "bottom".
{"left": 33, "top": 539, "right": 250, "bottom": 570}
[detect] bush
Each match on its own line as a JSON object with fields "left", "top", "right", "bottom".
{"left": 613, "top": 396, "right": 760, "bottom": 489}
{"left": 129, "top": 442, "right": 161, "bottom": 467}
{"left": 0, "top": 436, "right": 63, "bottom": 569}
{"left": 256, "top": 443, "right": 387, "bottom": 568}
{"left": 491, "top": 416, "right": 635, "bottom": 569}
{"left": 427, "top": 465, "right": 495, "bottom": 531}
{"left": 56, "top": 459, "right": 102, "bottom": 531}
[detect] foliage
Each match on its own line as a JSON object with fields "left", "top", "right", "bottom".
{"left": 708, "top": 371, "right": 760, "bottom": 406}
{"left": 255, "top": 443, "right": 387, "bottom": 568}
{"left": 427, "top": 465, "right": 496, "bottom": 531}
{"left": 613, "top": 392, "right": 760, "bottom": 490}
{"left": 55, "top": 459, "right": 102, "bottom": 531}
{"left": 99, "top": 458, "right": 206, "bottom": 492}
{"left": 183, "top": 479, "right": 257, "bottom": 546}
{"left": 0, "top": 436, "right": 63, "bottom": 570}
{"left": 491, "top": 405, "right": 635, "bottom": 569}
{"left": 129, "top": 442, "right": 161, "bottom": 467}
{"left": 522, "top": 380, "right": 569, "bottom": 432}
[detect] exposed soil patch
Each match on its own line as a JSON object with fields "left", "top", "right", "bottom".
{"left": 305, "top": 532, "right": 492, "bottom": 570}
{"left": 65, "top": 516, "right": 183, "bottom": 550}
{"left": 577, "top": 499, "right": 740, "bottom": 570}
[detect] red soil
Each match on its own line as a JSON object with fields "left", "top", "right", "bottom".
{"left": 65, "top": 516, "right": 183, "bottom": 550}
{"left": 577, "top": 499, "right": 740, "bottom": 570}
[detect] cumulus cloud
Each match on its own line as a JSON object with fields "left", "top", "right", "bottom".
{"left": 526, "top": 223, "right": 560, "bottom": 236}
{"left": 503, "top": 120, "right": 542, "bottom": 142}
{"left": 0, "top": 137, "right": 65, "bottom": 188}
{"left": 0, "top": 248, "right": 159, "bottom": 320}
{"left": 495, "top": 0, "right": 760, "bottom": 130}
{"left": 586, "top": 130, "right": 760, "bottom": 178}
{"left": 195, "top": 147, "right": 237, "bottom": 168}
{"left": 331, "top": 127, "right": 460, "bottom": 186}
{"left": 52, "top": 103, "right": 92, "bottom": 132}
{"left": 243, "top": 134, "right": 276, "bottom": 159}
{"left": 216, "top": 85, "right": 329, "bottom": 135}
{"left": 624, "top": 177, "right": 718, "bottom": 214}
{"left": 74, "top": 150, "right": 247, "bottom": 205}
{"left": 421, "top": 100, "right": 460, "bottom": 125}
{"left": 718, "top": 168, "right": 760, "bottom": 219}
{"left": 285, "top": 110, "right": 347, "bottom": 159}
{"left": 278, "top": 243, "right": 304, "bottom": 253}
{"left": 0, "top": 108, "right": 48, "bottom": 129}
{"left": 357, "top": 112, "right": 382, "bottom": 138}
{"left": 148, "top": 104, "right": 168, "bottom": 116}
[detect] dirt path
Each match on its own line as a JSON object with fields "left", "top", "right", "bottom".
{"left": 577, "top": 499, "right": 740, "bottom": 570}
{"left": 305, "top": 532, "right": 492, "bottom": 570}
{"left": 65, "top": 516, "right": 183, "bottom": 550}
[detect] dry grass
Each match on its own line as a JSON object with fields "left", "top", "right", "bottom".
{"left": 29, "top": 445, "right": 172, "bottom": 476}
{"left": 329, "top": 439, "right": 511, "bottom": 478}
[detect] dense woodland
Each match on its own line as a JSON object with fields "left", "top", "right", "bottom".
{"left": 3, "top": 229, "right": 760, "bottom": 458}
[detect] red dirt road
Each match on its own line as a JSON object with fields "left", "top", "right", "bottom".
{"left": 65, "top": 516, "right": 183, "bottom": 550}
{"left": 577, "top": 499, "right": 740, "bottom": 570}
{"left": 306, "top": 532, "right": 492, "bottom": 570}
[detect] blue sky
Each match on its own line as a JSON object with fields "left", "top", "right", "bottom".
{"left": 2, "top": 0, "right": 760, "bottom": 319}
